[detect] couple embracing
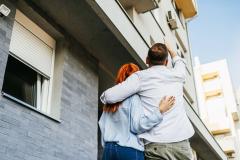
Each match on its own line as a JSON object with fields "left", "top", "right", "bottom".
{"left": 99, "top": 43, "right": 194, "bottom": 160}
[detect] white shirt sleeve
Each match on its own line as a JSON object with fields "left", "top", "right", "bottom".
{"left": 171, "top": 56, "right": 186, "bottom": 83}
{"left": 100, "top": 73, "right": 141, "bottom": 104}
{"left": 130, "top": 95, "right": 163, "bottom": 134}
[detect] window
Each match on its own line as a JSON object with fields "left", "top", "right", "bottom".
{"left": 3, "top": 56, "right": 37, "bottom": 107}
{"left": 2, "top": 55, "right": 49, "bottom": 111}
{"left": 2, "top": 10, "right": 55, "bottom": 115}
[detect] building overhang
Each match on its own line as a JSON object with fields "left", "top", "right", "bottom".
{"left": 175, "top": 0, "right": 198, "bottom": 19}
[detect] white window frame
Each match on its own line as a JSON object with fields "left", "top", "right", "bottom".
{"left": 6, "top": 9, "right": 56, "bottom": 116}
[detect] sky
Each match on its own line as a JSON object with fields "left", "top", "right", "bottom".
{"left": 188, "top": 0, "right": 240, "bottom": 90}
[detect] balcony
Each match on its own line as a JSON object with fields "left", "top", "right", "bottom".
{"left": 175, "top": 0, "right": 198, "bottom": 18}
{"left": 118, "top": 0, "right": 159, "bottom": 13}
{"left": 216, "top": 136, "right": 235, "bottom": 155}
{"left": 203, "top": 79, "right": 221, "bottom": 94}
{"left": 202, "top": 71, "right": 219, "bottom": 81}
{"left": 209, "top": 120, "right": 231, "bottom": 135}
{"left": 205, "top": 89, "right": 223, "bottom": 99}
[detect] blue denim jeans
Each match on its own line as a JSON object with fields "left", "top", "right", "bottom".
{"left": 102, "top": 142, "right": 144, "bottom": 160}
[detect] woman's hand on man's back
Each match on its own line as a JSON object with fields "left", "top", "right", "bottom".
{"left": 159, "top": 96, "right": 175, "bottom": 113}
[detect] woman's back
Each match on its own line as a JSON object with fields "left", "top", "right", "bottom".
{"left": 99, "top": 95, "right": 144, "bottom": 151}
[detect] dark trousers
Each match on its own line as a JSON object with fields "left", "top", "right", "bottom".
{"left": 102, "top": 142, "right": 144, "bottom": 160}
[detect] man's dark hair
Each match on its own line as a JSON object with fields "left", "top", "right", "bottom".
{"left": 148, "top": 43, "right": 168, "bottom": 65}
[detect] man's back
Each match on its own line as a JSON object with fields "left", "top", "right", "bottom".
{"left": 101, "top": 56, "right": 194, "bottom": 143}
{"left": 135, "top": 65, "right": 194, "bottom": 143}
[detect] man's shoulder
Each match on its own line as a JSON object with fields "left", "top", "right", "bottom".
{"left": 134, "top": 68, "right": 152, "bottom": 77}
{"left": 135, "top": 67, "right": 169, "bottom": 77}
{"left": 134, "top": 66, "right": 180, "bottom": 81}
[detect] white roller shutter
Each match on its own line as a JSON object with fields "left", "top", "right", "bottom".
{"left": 9, "top": 21, "right": 53, "bottom": 77}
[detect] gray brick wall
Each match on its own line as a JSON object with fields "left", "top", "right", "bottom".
{"left": 0, "top": 1, "right": 99, "bottom": 159}
{"left": 0, "top": 0, "right": 15, "bottom": 92}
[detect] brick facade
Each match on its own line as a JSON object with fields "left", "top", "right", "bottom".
{"left": 0, "top": 1, "right": 99, "bottom": 159}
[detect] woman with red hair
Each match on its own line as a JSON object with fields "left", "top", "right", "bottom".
{"left": 99, "top": 63, "right": 175, "bottom": 160}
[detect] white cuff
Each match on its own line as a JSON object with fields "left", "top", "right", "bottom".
{"left": 100, "top": 92, "right": 107, "bottom": 104}
{"left": 172, "top": 56, "right": 186, "bottom": 65}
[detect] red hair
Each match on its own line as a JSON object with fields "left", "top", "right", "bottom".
{"left": 103, "top": 63, "right": 140, "bottom": 113}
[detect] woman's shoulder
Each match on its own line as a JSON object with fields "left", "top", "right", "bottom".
{"left": 130, "top": 94, "right": 140, "bottom": 100}
{"left": 123, "top": 94, "right": 140, "bottom": 104}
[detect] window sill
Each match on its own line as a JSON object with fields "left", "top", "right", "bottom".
{"left": 1, "top": 92, "right": 61, "bottom": 123}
